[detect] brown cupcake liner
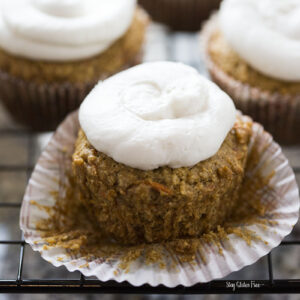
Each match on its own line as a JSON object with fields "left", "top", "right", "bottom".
{"left": 201, "top": 16, "right": 300, "bottom": 145}
{"left": 138, "top": 0, "right": 221, "bottom": 31}
{"left": 0, "top": 53, "right": 142, "bottom": 132}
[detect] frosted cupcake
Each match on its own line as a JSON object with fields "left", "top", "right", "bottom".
{"left": 202, "top": 0, "right": 300, "bottom": 144}
{"left": 0, "top": 0, "right": 148, "bottom": 131}
{"left": 20, "top": 61, "right": 300, "bottom": 285}
{"left": 72, "top": 62, "right": 252, "bottom": 245}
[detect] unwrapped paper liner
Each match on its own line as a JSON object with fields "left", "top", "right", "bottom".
{"left": 20, "top": 111, "right": 299, "bottom": 287}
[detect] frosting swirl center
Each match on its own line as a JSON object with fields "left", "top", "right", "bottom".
{"left": 259, "top": 0, "right": 300, "bottom": 40}
{"left": 121, "top": 78, "right": 208, "bottom": 121}
{"left": 31, "top": 0, "right": 85, "bottom": 18}
{"left": 79, "top": 62, "right": 237, "bottom": 170}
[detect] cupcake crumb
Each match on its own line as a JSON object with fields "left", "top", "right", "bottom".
{"left": 31, "top": 133, "right": 275, "bottom": 272}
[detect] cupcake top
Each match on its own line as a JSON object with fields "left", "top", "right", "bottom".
{"left": 0, "top": 0, "right": 136, "bottom": 61}
{"left": 219, "top": 0, "right": 300, "bottom": 81}
{"left": 79, "top": 61, "right": 236, "bottom": 170}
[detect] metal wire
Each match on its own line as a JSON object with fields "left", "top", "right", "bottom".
{"left": 0, "top": 130, "right": 299, "bottom": 294}
{"left": 16, "top": 133, "right": 33, "bottom": 286}
{"left": 267, "top": 253, "right": 274, "bottom": 286}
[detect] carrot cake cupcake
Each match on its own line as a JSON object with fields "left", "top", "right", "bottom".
{"left": 72, "top": 61, "right": 252, "bottom": 245}
{"left": 202, "top": 0, "right": 300, "bottom": 144}
{"left": 0, "top": 0, "right": 149, "bottom": 131}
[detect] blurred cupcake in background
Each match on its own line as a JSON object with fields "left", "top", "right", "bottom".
{"left": 139, "top": 0, "right": 221, "bottom": 31}
{"left": 0, "top": 0, "right": 149, "bottom": 131}
{"left": 202, "top": 0, "right": 300, "bottom": 144}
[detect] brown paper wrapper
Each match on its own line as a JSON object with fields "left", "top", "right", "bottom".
{"left": 201, "top": 16, "right": 300, "bottom": 145}
{"left": 0, "top": 53, "right": 142, "bottom": 132}
{"left": 139, "top": 0, "right": 221, "bottom": 31}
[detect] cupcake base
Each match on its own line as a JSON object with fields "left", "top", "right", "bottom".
{"left": 201, "top": 16, "right": 300, "bottom": 145}
{"left": 0, "top": 53, "right": 142, "bottom": 131}
{"left": 0, "top": 71, "right": 94, "bottom": 131}
{"left": 139, "top": 0, "right": 221, "bottom": 31}
{"left": 208, "top": 65, "right": 300, "bottom": 145}
{"left": 72, "top": 119, "right": 251, "bottom": 245}
{"left": 0, "top": 8, "right": 148, "bottom": 131}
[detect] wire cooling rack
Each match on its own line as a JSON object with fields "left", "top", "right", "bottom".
{"left": 0, "top": 25, "right": 300, "bottom": 295}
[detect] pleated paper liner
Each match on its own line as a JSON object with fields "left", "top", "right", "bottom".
{"left": 0, "top": 53, "right": 143, "bottom": 132}
{"left": 20, "top": 111, "right": 299, "bottom": 287}
{"left": 139, "top": 0, "right": 221, "bottom": 31}
{"left": 201, "top": 16, "right": 300, "bottom": 145}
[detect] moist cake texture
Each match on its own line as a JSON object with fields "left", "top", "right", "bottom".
{"left": 72, "top": 118, "right": 252, "bottom": 245}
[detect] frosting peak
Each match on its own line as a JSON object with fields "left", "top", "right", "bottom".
{"left": 0, "top": 0, "right": 136, "bottom": 61}
{"left": 219, "top": 0, "right": 300, "bottom": 82}
{"left": 32, "top": 0, "right": 86, "bottom": 18}
{"left": 258, "top": 0, "right": 300, "bottom": 40}
{"left": 121, "top": 75, "right": 208, "bottom": 121}
{"left": 79, "top": 62, "right": 237, "bottom": 170}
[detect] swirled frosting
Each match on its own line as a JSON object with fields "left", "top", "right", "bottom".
{"left": 0, "top": 0, "right": 136, "bottom": 61}
{"left": 219, "top": 0, "right": 300, "bottom": 82}
{"left": 79, "top": 62, "right": 236, "bottom": 170}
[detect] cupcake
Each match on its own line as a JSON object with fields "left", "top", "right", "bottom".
{"left": 21, "top": 61, "right": 300, "bottom": 285}
{"left": 72, "top": 61, "right": 252, "bottom": 245}
{"left": 0, "top": 0, "right": 149, "bottom": 131}
{"left": 202, "top": 0, "right": 300, "bottom": 144}
{"left": 139, "top": 0, "right": 221, "bottom": 31}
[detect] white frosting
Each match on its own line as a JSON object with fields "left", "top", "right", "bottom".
{"left": 219, "top": 0, "right": 300, "bottom": 82}
{"left": 0, "top": 0, "right": 136, "bottom": 61}
{"left": 79, "top": 62, "right": 236, "bottom": 171}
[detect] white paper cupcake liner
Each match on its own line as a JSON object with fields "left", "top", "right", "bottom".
{"left": 20, "top": 111, "right": 299, "bottom": 287}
